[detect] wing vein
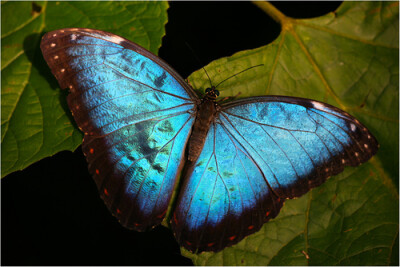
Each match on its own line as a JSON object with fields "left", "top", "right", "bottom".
{"left": 307, "top": 110, "right": 354, "bottom": 161}
{"left": 200, "top": 126, "right": 221, "bottom": 245}
{"left": 287, "top": 130, "right": 317, "bottom": 169}
{"left": 220, "top": 122, "right": 258, "bottom": 203}
{"left": 103, "top": 62, "right": 193, "bottom": 102}
{"left": 182, "top": 134, "right": 215, "bottom": 230}
{"left": 219, "top": 113, "right": 280, "bottom": 191}
{"left": 87, "top": 111, "right": 189, "bottom": 165}
{"left": 85, "top": 89, "right": 155, "bottom": 113}
{"left": 223, "top": 111, "right": 318, "bottom": 133}
{"left": 123, "top": 115, "right": 193, "bottom": 201}
{"left": 92, "top": 103, "right": 193, "bottom": 133}
{"left": 259, "top": 124, "right": 301, "bottom": 179}
{"left": 309, "top": 109, "right": 365, "bottom": 153}
{"left": 149, "top": 135, "right": 177, "bottom": 219}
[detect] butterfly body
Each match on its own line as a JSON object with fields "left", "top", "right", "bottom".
{"left": 40, "top": 28, "right": 378, "bottom": 253}
{"left": 188, "top": 87, "right": 219, "bottom": 162}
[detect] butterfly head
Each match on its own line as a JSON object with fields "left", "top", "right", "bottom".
{"left": 205, "top": 86, "right": 220, "bottom": 101}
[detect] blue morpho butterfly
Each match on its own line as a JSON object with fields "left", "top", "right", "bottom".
{"left": 40, "top": 28, "right": 379, "bottom": 253}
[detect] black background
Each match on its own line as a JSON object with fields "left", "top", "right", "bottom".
{"left": 2, "top": 2, "right": 342, "bottom": 265}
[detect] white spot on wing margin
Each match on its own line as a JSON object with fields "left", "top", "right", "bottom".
{"left": 311, "top": 101, "right": 325, "bottom": 110}
{"left": 109, "top": 35, "right": 125, "bottom": 44}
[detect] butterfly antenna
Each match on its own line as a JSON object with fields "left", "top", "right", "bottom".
{"left": 215, "top": 64, "right": 264, "bottom": 89}
{"left": 184, "top": 41, "right": 213, "bottom": 88}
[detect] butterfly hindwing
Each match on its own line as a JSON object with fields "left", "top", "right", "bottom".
{"left": 172, "top": 96, "right": 378, "bottom": 252}
{"left": 40, "top": 28, "right": 197, "bottom": 230}
{"left": 172, "top": 122, "right": 283, "bottom": 252}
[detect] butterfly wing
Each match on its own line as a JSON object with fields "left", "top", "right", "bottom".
{"left": 40, "top": 28, "right": 198, "bottom": 230}
{"left": 220, "top": 96, "right": 378, "bottom": 198}
{"left": 172, "top": 96, "right": 378, "bottom": 252}
{"left": 172, "top": 122, "right": 284, "bottom": 252}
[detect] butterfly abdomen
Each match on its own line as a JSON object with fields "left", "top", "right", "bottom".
{"left": 188, "top": 99, "right": 217, "bottom": 162}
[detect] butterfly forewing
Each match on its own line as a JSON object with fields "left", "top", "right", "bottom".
{"left": 172, "top": 96, "right": 378, "bottom": 252}
{"left": 40, "top": 28, "right": 197, "bottom": 230}
{"left": 220, "top": 96, "right": 378, "bottom": 198}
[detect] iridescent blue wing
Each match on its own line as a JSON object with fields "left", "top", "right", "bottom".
{"left": 172, "top": 96, "right": 378, "bottom": 252}
{"left": 40, "top": 28, "right": 198, "bottom": 230}
{"left": 172, "top": 122, "right": 284, "bottom": 252}
{"left": 220, "top": 96, "right": 378, "bottom": 198}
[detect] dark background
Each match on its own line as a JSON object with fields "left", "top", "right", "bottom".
{"left": 2, "top": 2, "right": 342, "bottom": 265}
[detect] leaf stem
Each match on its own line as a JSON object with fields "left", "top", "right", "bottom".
{"left": 252, "top": 1, "right": 294, "bottom": 31}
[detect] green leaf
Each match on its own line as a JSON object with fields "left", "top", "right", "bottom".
{"left": 1, "top": 1, "right": 168, "bottom": 177}
{"left": 184, "top": 2, "right": 398, "bottom": 265}
{"left": 2, "top": 1, "right": 398, "bottom": 265}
